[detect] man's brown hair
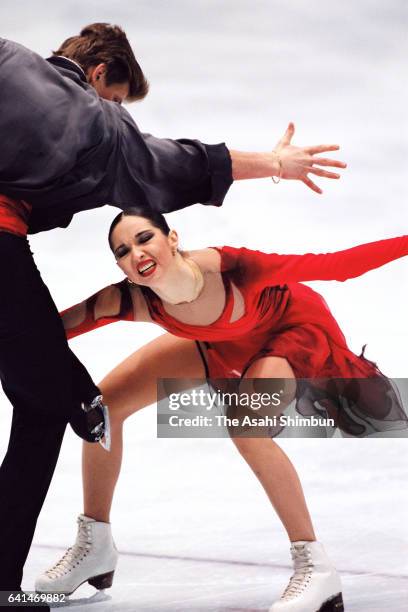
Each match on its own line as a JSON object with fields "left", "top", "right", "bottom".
{"left": 54, "top": 23, "right": 149, "bottom": 102}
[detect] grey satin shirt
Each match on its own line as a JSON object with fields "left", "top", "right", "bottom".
{"left": 0, "top": 39, "right": 232, "bottom": 233}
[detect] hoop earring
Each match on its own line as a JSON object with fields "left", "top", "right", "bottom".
{"left": 127, "top": 278, "right": 136, "bottom": 286}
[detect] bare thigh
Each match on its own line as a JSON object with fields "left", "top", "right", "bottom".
{"left": 99, "top": 333, "right": 206, "bottom": 422}
{"left": 241, "top": 355, "right": 296, "bottom": 401}
{"left": 228, "top": 356, "right": 296, "bottom": 439}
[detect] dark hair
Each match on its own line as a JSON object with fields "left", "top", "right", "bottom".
{"left": 108, "top": 205, "right": 171, "bottom": 251}
{"left": 53, "top": 23, "right": 149, "bottom": 102}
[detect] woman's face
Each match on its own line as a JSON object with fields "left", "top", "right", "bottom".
{"left": 110, "top": 215, "right": 178, "bottom": 285}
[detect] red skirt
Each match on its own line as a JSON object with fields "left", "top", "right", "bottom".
{"left": 203, "top": 284, "right": 407, "bottom": 437}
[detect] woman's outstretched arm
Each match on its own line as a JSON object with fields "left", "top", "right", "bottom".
{"left": 60, "top": 279, "right": 134, "bottom": 340}
{"left": 231, "top": 235, "right": 408, "bottom": 288}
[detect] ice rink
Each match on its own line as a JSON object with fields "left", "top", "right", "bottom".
{"left": 1, "top": 0, "right": 407, "bottom": 610}
{"left": 18, "top": 425, "right": 408, "bottom": 611}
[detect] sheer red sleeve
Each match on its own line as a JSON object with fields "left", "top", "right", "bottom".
{"left": 60, "top": 279, "right": 134, "bottom": 340}
{"left": 225, "top": 236, "right": 408, "bottom": 289}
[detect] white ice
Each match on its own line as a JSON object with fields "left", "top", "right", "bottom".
{"left": 7, "top": 419, "right": 408, "bottom": 611}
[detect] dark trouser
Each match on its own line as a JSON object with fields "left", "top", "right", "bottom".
{"left": 0, "top": 233, "right": 99, "bottom": 591}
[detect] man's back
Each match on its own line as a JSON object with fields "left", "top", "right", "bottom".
{"left": 0, "top": 38, "right": 231, "bottom": 233}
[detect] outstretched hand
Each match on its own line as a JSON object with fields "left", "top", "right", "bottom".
{"left": 274, "top": 123, "right": 346, "bottom": 193}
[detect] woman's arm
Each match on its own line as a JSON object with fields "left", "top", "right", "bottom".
{"left": 233, "top": 236, "right": 408, "bottom": 288}
{"left": 60, "top": 279, "right": 134, "bottom": 340}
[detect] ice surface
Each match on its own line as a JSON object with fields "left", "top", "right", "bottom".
{"left": 1, "top": 409, "right": 404, "bottom": 610}
{"left": 2, "top": 395, "right": 408, "bottom": 611}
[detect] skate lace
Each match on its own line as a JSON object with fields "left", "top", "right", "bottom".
{"left": 281, "top": 544, "right": 314, "bottom": 601}
{"left": 44, "top": 517, "right": 92, "bottom": 579}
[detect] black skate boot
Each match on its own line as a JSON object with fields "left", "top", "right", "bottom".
{"left": 70, "top": 395, "right": 111, "bottom": 450}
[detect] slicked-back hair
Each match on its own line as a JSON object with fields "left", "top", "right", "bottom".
{"left": 108, "top": 205, "right": 171, "bottom": 251}
{"left": 54, "top": 23, "right": 149, "bottom": 102}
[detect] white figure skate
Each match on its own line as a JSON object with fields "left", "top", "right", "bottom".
{"left": 269, "top": 541, "right": 344, "bottom": 611}
{"left": 35, "top": 514, "right": 118, "bottom": 595}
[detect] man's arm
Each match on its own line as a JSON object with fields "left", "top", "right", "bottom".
{"left": 114, "top": 118, "right": 346, "bottom": 220}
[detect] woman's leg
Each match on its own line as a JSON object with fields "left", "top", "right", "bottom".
{"left": 231, "top": 355, "right": 316, "bottom": 542}
{"left": 234, "top": 357, "right": 343, "bottom": 611}
{"left": 82, "top": 333, "right": 206, "bottom": 521}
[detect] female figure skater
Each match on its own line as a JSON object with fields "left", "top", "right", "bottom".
{"left": 36, "top": 206, "right": 408, "bottom": 611}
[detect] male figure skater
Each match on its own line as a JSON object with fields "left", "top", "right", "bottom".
{"left": 0, "top": 24, "right": 345, "bottom": 606}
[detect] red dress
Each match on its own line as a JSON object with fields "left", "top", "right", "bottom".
{"left": 62, "top": 237, "right": 408, "bottom": 436}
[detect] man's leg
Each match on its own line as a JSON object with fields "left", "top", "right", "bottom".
{"left": 0, "top": 408, "right": 66, "bottom": 590}
{"left": 0, "top": 232, "right": 99, "bottom": 590}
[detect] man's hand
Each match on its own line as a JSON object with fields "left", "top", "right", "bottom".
{"left": 274, "top": 122, "right": 346, "bottom": 193}
{"left": 230, "top": 122, "right": 346, "bottom": 194}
